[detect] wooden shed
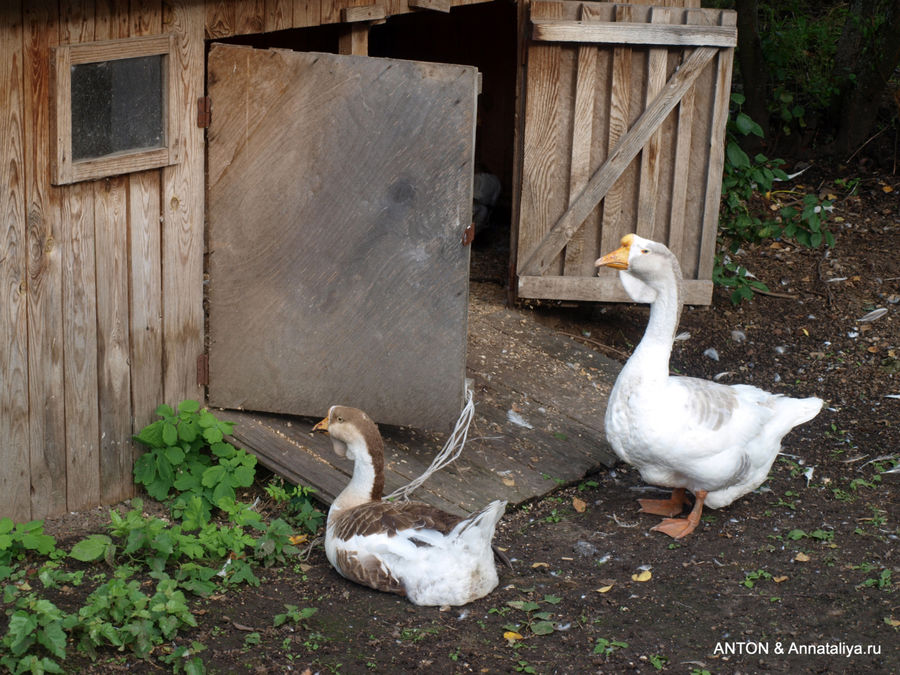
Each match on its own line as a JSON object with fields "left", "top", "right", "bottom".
{"left": 0, "top": 0, "right": 735, "bottom": 521}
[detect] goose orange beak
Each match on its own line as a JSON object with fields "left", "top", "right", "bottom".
{"left": 595, "top": 234, "right": 634, "bottom": 271}
{"left": 313, "top": 417, "right": 329, "bottom": 433}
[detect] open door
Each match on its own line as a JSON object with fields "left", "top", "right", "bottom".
{"left": 206, "top": 44, "right": 478, "bottom": 430}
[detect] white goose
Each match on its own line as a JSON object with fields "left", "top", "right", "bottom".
{"left": 595, "top": 234, "right": 823, "bottom": 538}
{"left": 313, "top": 406, "right": 506, "bottom": 605}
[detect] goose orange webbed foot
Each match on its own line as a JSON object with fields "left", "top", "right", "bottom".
{"left": 638, "top": 488, "right": 687, "bottom": 517}
{"left": 649, "top": 490, "right": 707, "bottom": 540}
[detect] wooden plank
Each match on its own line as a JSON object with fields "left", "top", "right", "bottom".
{"left": 667, "top": 10, "right": 696, "bottom": 258}
{"left": 59, "top": 0, "right": 102, "bottom": 512}
{"left": 206, "top": 0, "right": 236, "bottom": 38}
{"left": 338, "top": 23, "right": 369, "bottom": 55}
{"left": 128, "top": 2, "right": 164, "bottom": 438}
{"left": 635, "top": 7, "right": 673, "bottom": 242}
{"left": 235, "top": 0, "right": 266, "bottom": 34}
{"left": 518, "top": 45, "right": 718, "bottom": 277}
{"left": 517, "top": 275, "right": 714, "bottom": 305}
{"left": 206, "top": 46, "right": 476, "bottom": 431}
{"left": 340, "top": 4, "right": 385, "bottom": 22}
{"left": 0, "top": 1, "right": 32, "bottom": 522}
{"left": 93, "top": 0, "right": 134, "bottom": 505}
{"left": 408, "top": 0, "right": 451, "bottom": 13}
{"left": 593, "top": 2, "right": 631, "bottom": 285}
{"left": 293, "top": 0, "right": 323, "bottom": 27}
{"left": 162, "top": 0, "right": 205, "bottom": 407}
{"left": 561, "top": 4, "right": 598, "bottom": 278}
{"left": 24, "top": 0, "right": 67, "bottom": 520}
{"left": 530, "top": 19, "right": 737, "bottom": 48}
{"left": 264, "top": 0, "right": 292, "bottom": 31}
{"left": 697, "top": 10, "right": 736, "bottom": 280}
{"left": 517, "top": 0, "right": 567, "bottom": 278}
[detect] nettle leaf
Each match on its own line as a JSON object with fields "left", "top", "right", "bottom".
{"left": 37, "top": 621, "right": 67, "bottom": 659}
{"left": 145, "top": 479, "right": 172, "bottom": 502}
{"left": 212, "top": 482, "right": 235, "bottom": 505}
{"left": 155, "top": 404, "right": 175, "bottom": 418}
{"left": 70, "top": 535, "right": 112, "bottom": 562}
{"left": 133, "top": 453, "right": 157, "bottom": 485}
{"left": 201, "top": 465, "right": 227, "bottom": 488}
{"left": 233, "top": 465, "right": 255, "bottom": 488}
{"left": 178, "top": 400, "right": 200, "bottom": 414}
{"left": 165, "top": 446, "right": 186, "bottom": 465}
{"left": 0, "top": 517, "right": 14, "bottom": 535}
{"left": 203, "top": 427, "right": 224, "bottom": 444}
{"left": 135, "top": 420, "right": 165, "bottom": 449}
{"left": 211, "top": 442, "right": 236, "bottom": 459}
{"left": 198, "top": 411, "right": 218, "bottom": 429}
{"left": 531, "top": 621, "right": 556, "bottom": 636}
{"left": 178, "top": 419, "right": 198, "bottom": 443}
{"left": 162, "top": 422, "right": 178, "bottom": 447}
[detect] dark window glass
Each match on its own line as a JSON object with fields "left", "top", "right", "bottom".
{"left": 70, "top": 55, "right": 164, "bottom": 161}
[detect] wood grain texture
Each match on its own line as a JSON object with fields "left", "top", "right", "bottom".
{"left": 92, "top": 0, "right": 134, "bottom": 505}
{"left": 207, "top": 45, "right": 477, "bottom": 430}
{"left": 60, "top": 0, "right": 102, "bottom": 512}
{"left": 205, "top": 0, "right": 236, "bottom": 38}
{"left": 264, "top": 0, "right": 291, "bottom": 31}
{"left": 697, "top": 9, "right": 736, "bottom": 280}
{"left": 518, "top": 0, "right": 566, "bottom": 277}
{"left": 162, "top": 0, "right": 205, "bottom": 407}
{"left": 24, "top": 0, "right": 67, "bottom": 519}
{"left": 293, "top": 0, "right": 323, "bottom": 27}
{"left": 595, "top": 2, "right": 632, "bottom": 283}
{"left": 408, "top": 0, "right": 451, "bottom": 13}
{"left": 1, "top": 1, "right": 32, "bottom": 522}
{"left": 128, "top": 2, "right": 164, "bottom": 436}
{"left": 235, "top": 0, "right": 265, "bottom": 34}
{"left": 635, "top": 7, "right": 673, "bottom": 242}
{"left": 561, "top": 3, "right": 598, "bottom": 277}
{"left": 531, "top": 19, "right": 736, "bottom": 48}
{"left": 518, "top": 275, "right": 713, "bottom": 305}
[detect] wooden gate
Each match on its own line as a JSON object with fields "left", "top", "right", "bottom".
{"left": 206, "top": 44, "right": 478, "bottom": 430}
{"left": 514, "top": 2, "right": 737, "bottom": 304}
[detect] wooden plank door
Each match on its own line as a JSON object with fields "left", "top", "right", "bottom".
{"left": 513, "top": 2, "right": 737, "bottom": 305}
{"left": 206, "top": 44, "right": 478, "bottom": 431}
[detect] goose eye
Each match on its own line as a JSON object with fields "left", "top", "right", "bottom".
{"left": 640, "top": 248, "right": 649, "bottom": 254}
{"left": 336, "top": 416, "right": 344, "bottom": 422}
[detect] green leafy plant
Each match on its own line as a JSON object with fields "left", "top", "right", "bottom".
{"left": 133, "top": 401, "right": 257, "bottom": 524}
{"left": 717, "top": 94, "right": 834, "bottom": 303}
{"left": 0, "top": 518, "right": 58, "bottom": 579}
{"left": 274, "top": 604, "right": 318, "bottom": 628}
{"left": 253, "top": 518, "right": 300, "bottom": 568}
{"left": 265, "top": 480, "right": 325, "bottom": 534}
{"left": 593, "top": 636, "right": 629, "bottom": 656}
{"left": 1, "top": 594, "right": 70, "bottom": 675}
{"left": 503, "top": 595, "right": 561, "bottom": 637}
{"left": 741, "top": 569, "right": 773, "bottom": 589}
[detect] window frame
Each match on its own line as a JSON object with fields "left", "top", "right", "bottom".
{"left": 50, "top": 33, "right": 180, "bottom": 185}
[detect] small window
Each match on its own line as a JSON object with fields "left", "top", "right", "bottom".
{"left": 51, "top": 34, "right": 179, "bottom": 185}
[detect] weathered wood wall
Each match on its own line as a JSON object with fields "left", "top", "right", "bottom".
{"left": 512, "top": 0, "right": 735, "bottom": 305}
{"left": 0, "top": 0, "right": 205, "bottom": 521}
{"left": 0, "top": 0, "right": 496, "bottom": 521}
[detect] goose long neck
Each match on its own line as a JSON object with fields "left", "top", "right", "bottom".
{"left": 628, "top": 269, "right": 682, "bottom": 379}
{"left": 331, "top": 433, "right": 385, "bottom": 514}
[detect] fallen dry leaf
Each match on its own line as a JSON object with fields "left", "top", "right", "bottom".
{"left": 883, "top": 185, "right": 894, "bottom": 193}
{"left": 502, "top": 477, "right": 516, "bottom": 487}
{"left": 631, "top": 570, "right": 652, "bottom": 582}
{"left": 504, "top": 631, "right": 523, "bottom": 643}
{"left": 289, "top": 534, "right": 308, "bottom": 545}
{"left": 531, "top": 562, "right": 549, "bottom": 569}
{"left": 885, "top": 617, "right": 900, "bottom": 627}
{"left": 773, "top": 575, "right": 789, "bottom": 583}
{"left": 794, "top": 552, "right": 810, "bottom": 562}
{"left": 572, "top": 497, "right": 586, "bottom": 513}
{"left": 597, "top": 584, "right": 614, "bottom": 593}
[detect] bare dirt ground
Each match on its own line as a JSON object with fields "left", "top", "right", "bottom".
{"left": 35, "top": 163, "right": 899, "bottom": 674}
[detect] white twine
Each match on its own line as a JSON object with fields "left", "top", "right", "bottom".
{"left": 384, "top": 380, "right": 475, "bottom": 502}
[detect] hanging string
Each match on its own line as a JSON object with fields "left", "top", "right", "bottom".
{"left": 384, "top": 380, "right": 475, "bottom": 502}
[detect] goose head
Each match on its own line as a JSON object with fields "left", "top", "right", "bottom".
{"left": 313, "top": 405, "right": 382, "bottom": 462}
{"left": 595, "top": 234, "right": 682, "bottom": 303}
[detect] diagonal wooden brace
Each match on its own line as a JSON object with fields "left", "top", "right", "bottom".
{"left": 519, "top": 45, "right": 718, "bottom": 277}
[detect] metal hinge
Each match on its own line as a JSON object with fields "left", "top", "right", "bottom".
{"left": 197, "top": 353, "right": 209, "bottom": 386}
{"left": 197, "top": 96, "right": 211, "bottom": 128}
{"left": 462, "top": 222, "right": 475, "bottom": 246}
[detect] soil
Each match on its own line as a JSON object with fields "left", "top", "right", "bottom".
{"left": 31, "top": 163, "right": 900, "bottom": 674}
